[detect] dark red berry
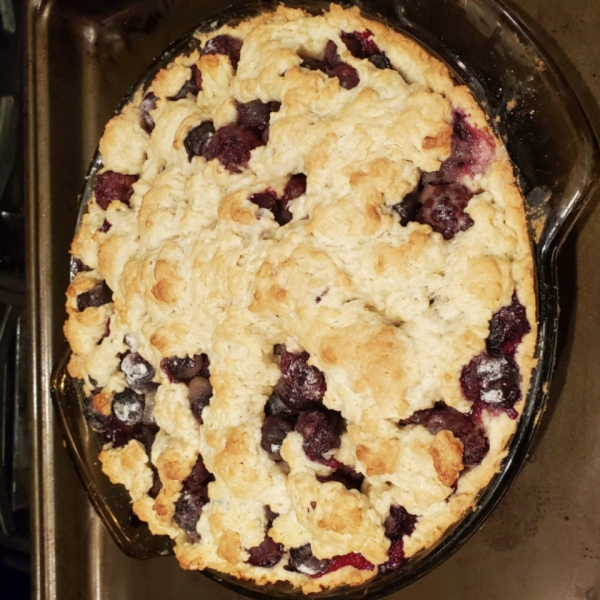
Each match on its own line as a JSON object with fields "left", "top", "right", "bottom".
{"left": 261, "top": 413, "right": 297, "bottom": 460}
{"left": 140, "top": 91, "right": 157, "bottom": 133}
{"left": 120, "top": 352, "right": 155, "bottom": 392}
{"left": 399, "top": 401, "right": 489, "bottom": 467}
{"left": 188, "top": 376, "right": 212, "bottom": 425}
{"left": 184, "top": 121, "right": 215, "bottom": 162}
{"left": 76, "top": 281, "right": 112, "bottom": 311}
{"left": 100, "top": 219, "right": 111, "bottom": 233}
{"left": 246, "top": 536, "right": 284, "bottom": 567}
{"left": 416, "top": 182, "right": 474, "bottom": 240}
{"left": 161, "top": 354, "right": 209, "bottom": 383}
{"left": 295, "top": 409, "right": 344, "bottom": 462}
{"left": 437, "top": 110, "right": 495, "bottom": 182}
{"left": 202, "top": 124, "right": 261, "bottom": 173}
{"left": 264, "top": 505, "right": 279, "bottom": 524}
{"left": 286, "top": 544, "right": 330, "bottom": 576}
{"left": 487, "top": 293, "right": 531, "bottom": 357}
{"left": 264, "top": 392, "right": 299, "bottom": 418}
{"left": 282, "top": 173, "right": 307, "bottom": 201}
{"left": 94, "top": 171, "right": 138, "bottom": 210}
{"left": 201, "top": 35, "right": 243, "bottom": 71}
{"left": 170, "top": 65, "right": 203, "bottom": 100}
{"left": 300, "top": 40, "right": 360, "bottom": 89}
{"left": 323, "top": 40, "right": 342, "bottom": 67}
{"left": 275, "top": 348, "right": 326, "bottom": 410}
{"left": 461, "top": 352, "right": 521, "bottom": 415}
{"left": 173, "top": 454, "right": 213, "bottom": 540}
{"left": 341, "top": 30, "right": 381, "bottom": 58}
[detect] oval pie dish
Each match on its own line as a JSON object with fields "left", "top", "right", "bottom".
{"left": 51, "top": 1, "right": 600, "bottom": 598}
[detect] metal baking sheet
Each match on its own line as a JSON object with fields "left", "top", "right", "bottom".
{"left": 26, "top": 0, "right": 600, "bottom": 598}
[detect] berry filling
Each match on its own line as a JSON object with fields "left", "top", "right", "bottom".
{"left": 295, "top": 409, "right": 345, "bottom": 462}
{"left": 76, "top": 281, "right": 112, "bottom": 311}
{"left": 93, "top": 171, "right": 138, "bottom": 210}
{"left": 399, "top": 401, "right": 489, "bottom": 467}
{"left": 246, "top": 536, "right": 284, "bottom": 567}
{"left": 487, "top": 293, "right": 531, "bottom": 357}
{"left": 140, "top": 91, "right": 157, "bottom": 133}
{"left": 174, "top": 453, "right": 214, "bottom": 541}
{"left": 301, "top": 40, "right": 360, "bottom": 90}
{"left": 261, "top": 413, "right": 297, "bottom": 461}
{"left": 170, "top": 64, "right": 203, "bottom": 100}
{"left": 202, "top": 124, "right": 262, "bottom": 173}
{"left": 100, "top": 219, "right": 112, "bottom": 233}
{"left": 392, "top": 110, "right": 496, "bottom": 239}
{"left": 201, "top": 34, "right": 243, "bottom": 71}
{"left": 120, "top": 352, "right": 156, "bottom": 393}
{"left": 341, "top": 30, "right": 392, "bottom": 69}
{"left": 183, "top": 121, "right": 216, "bottom": 162}
{"left": 379, "top": 505, "right": 418, "bottom": 573}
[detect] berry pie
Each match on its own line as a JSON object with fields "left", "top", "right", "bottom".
{"left": 64, "top": 4, "right": 537, "bottom": 593}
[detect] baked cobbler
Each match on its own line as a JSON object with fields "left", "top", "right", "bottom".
{"left": 64, "top": 4, "right": 536, "bottom": 593}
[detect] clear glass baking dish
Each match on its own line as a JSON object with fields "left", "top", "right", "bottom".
{"left": 50, "top": 0, "right": 600, "bottom": 598}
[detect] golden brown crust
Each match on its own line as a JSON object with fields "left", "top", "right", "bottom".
{"left": 64, "top": 3, "right": 537, "bottom": 594}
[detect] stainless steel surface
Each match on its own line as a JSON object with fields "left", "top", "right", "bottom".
{"left": 27, "top": 0, "right": 600, "bottom": 599}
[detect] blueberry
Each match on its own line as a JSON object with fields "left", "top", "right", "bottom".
{"left": 183, "top": 121, "right": 215, "bottom": 162}
{"left": 261, "top": 413, "right": 296, "bottom": 460}
{"left": 276, "top": 348, "right": 326, "bottom": 410}
{"left": 286, "top": 544, "right": 330, "bottom": 576}
{"left": 188, "top": 376, "right": 212, "bottom": 425}
{"left": 295, "top": 409, "right": 344, "bottom": 462}
{"left": 169, "top": 65, "right": 203, "bottom": 100}
{"left": 120, "top": 352, "right": 155, "bottom": 392}
{"left": 487, "top": 293, "right": 531, "bottom": 357}
{"left": 173, "top": 454, "right": 213, "bottom": 540}
{"left": 246, "top": 536, "right": 284, "bottom": 567}
{"left": 140, "top": 92, "right": 157, "bottom": 133}
{"left": 317, "top": 464, "right": 364, "bottom": 492}
{"left": 161, "top": 354, "right": 209, "bottom": 383}
{"left": 111, "top": 389, "right": 145, "bottom": 426}
{"left": 461, "top": 352, "right": 521, "bottom": 414}
{"left": 76, "top": 281, "right": 112, "bottom": 312}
